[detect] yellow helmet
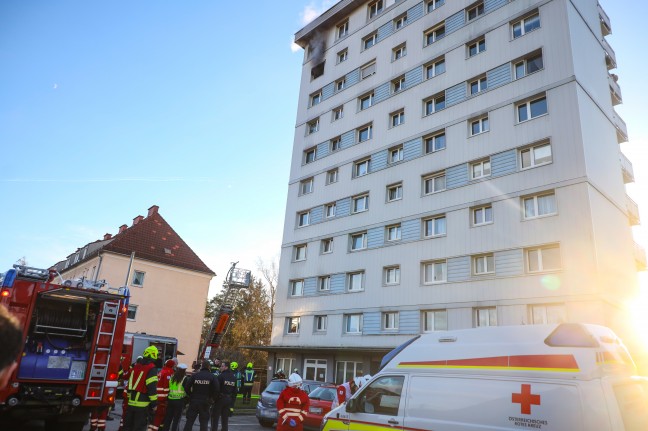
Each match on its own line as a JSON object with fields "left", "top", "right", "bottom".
{"left": 247, "top": 362, "right": 253, "bottom": 368}
{"left": 231, "top": 361, "right": 239, "bottom": 370}
{"left": 143, "top": 345, "right": 158, "bottom": 360}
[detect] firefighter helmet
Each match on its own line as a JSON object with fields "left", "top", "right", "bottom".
{"left": 247, "top": 362, "right": 253, "bottom": 368}
{"left": 231, "top": 361, "right": 239, "bottom": 370}
{"left": 143, "top": 345, "right": 158, "bottom": 360}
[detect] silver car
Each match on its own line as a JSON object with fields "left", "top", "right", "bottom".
{"left": 256, "top": 379, "right": 325, "bottom": 427}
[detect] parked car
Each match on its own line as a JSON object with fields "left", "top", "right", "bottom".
{"left": 303, "top": 384, "right": 337, "bottom": 430}
{"left": 256, "top": 379, "right": 325, "bottom": 427}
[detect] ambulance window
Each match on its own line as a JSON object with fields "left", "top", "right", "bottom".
{"left": 356, "top": 375, "right": 404, "bottom": 416}
{"left": 613, "top": 380, "right": 648, "bottom": 431}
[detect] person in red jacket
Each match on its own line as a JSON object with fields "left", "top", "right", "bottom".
{"left": 335, "top": 377, "right": 359, "bottom": 406}
{"left": 148, "top": 358, "right": 176, "bottom": 431}
{"left": 123, "top": 346, "right": 159, "bottom": 431}
{"left": 276, "top": 373, "right": 310, "bottom": 431}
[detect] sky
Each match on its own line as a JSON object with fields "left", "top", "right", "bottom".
{"left": 0, "top": 0, "right": 646, "bottom": 308}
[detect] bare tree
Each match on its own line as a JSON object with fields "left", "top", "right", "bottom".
{"left": 256, "top": 256, "right": 278, "bottom": 317}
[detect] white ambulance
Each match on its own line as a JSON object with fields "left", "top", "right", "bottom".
{"left": 322, "top": 323, "right": 647, "bottom": 431}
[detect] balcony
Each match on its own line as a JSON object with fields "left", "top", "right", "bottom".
{"left": 613, "top": 110, "right": 628, "bottom": 143}
{"left": 602, "top": 38, "right": 616, "bottom": 70}
{"left": 627, "top": 195, "right": 640, "bottom": 226}
{"left": 609, "top": 73, "right": 622, "bottom": 105}
{"left": 598, "top": 3, "right": 612, "bottom": 36}
{"left": 620, "top": 152, "right": 635, "bottom": 184}
{"left": 634, "top": 242, "right": 647, "bottom": 271}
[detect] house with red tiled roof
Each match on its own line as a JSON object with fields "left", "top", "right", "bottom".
{"left": 53, "top": 205, "right": 214, "bottom": 363}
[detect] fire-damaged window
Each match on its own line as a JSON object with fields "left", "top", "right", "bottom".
{"left": 311, "top": 61, "right": 325, "bottom": 80}
{"left": 132, "top": 270, "right": 145, "bottom": 287}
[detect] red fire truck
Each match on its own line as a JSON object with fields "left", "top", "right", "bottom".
{"left": 0, "top": 265, "right": 129, "bottom": 430}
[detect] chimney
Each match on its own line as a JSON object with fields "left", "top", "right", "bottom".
{"left": 119, "top": 224, "right": 128, "bottom": 233}
{"left": 133, "top": 215, "right": 144, "bottom": 225}
{"left": 148, "top": 205, "right": 159, "bottom": 217}
{"left": 104, "top": 233, "right": 112, "bottom": 240}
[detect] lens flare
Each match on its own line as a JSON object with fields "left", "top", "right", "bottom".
{"left": 541, "top": 275, "right": 561, "bottom": 291}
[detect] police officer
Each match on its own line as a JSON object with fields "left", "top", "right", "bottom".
{"left": 212, "top": 361, "right": 237, "bottom": 431}
{"left": 183, "top": 359, "right": 219, "bottom": 431}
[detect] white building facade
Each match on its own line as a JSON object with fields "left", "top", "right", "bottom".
{"left": 271, "top": 0, "right": 645, "bottom": 383}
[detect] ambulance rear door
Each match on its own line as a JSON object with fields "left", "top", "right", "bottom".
{"left": 344, "top": 375, "right": 405, "bottom": 431}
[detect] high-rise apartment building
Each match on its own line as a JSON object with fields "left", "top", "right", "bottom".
{"left": 270, "top": 0, "right": 645, "bottom": 383}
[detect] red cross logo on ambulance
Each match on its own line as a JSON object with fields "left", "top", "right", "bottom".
{"left": 512, "top": 384, "right": 541, "bottom": 415}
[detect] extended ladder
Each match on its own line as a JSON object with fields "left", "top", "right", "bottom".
{"left": 85, "top": 300, "right": 121, "bottom": 400}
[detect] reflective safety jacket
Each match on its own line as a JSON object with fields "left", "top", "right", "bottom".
{"left": 243, "top": 368, "right": 257, "bottom": 386}
{"left": 276, "top": 386, "right": 310, "bottom": 431}
{"left": 168, "top": 376, "right": 187, "bottom": 400}
{"left": 127, "top": 359, "right": 158, "bottom": 408}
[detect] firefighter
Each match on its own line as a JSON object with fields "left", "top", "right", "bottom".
{"left": 276, "top": 373, "right": 309, "bottom": 431}
{"left": 148, "top": 358, "right": 176, "bottom": 431}
{"left": 163, "top": 363, "right": 188, "bottom": 431}
{"left": 229, "top": 361, "right": 242, "bottom": 415}
{"left": 241, "top": 362, "right": 256, "bottom": 404}
{"left": 118, "top": 360, "right": 134, "bottom": 431}
{"left": 89, "top": 408, "right": 109, "bottom": 431}
{"left": 183, "top": 359, "right": 218, "bottom": 431}
{"left": 123, "top": 346, "right": 159, "bottom": 431}
{"left": 211, "top": 361, "right": 237, "bottom": 431}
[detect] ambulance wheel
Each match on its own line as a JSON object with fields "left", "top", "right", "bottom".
{"left": 259, "top": 420, "right": 274, "bottom": 428}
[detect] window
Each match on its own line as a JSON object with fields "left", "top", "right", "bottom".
{"left": 297, "top": 211, "right": 310, "bottom": 227}
{"left": 321, "top": 238, "right": 333, "bottom": 254}
{"left": 326, "top": 168, "right": 339, "bottom": 184}
{"left": 294, "top": 244, "right": 307, "bottom": 261}
{"left": 359, "top": 93, "right": 374, "bottom": 110}
{"left": 325, "top": 202, "right": 336, "bottom": 218}
{"left": 307, "top": 118, "right": 319, "bottom": 134}
{"left": 384, "top": 267, "right": 400, "bottom": 285}
{"left": 391, "top": 110, "right": 405, "bottom": 127}
{"left": 337, "top": 20, "right": 349, "bottom": 39}
{"left": 521, "top": 142, "right": 552, "bottom": 169}
{"left": 424, "top": 93, "right": 446, "bottom": 115}
{"left": 466, "top": 2, "right": 484, "bottom": 21}
{"left": 355, "top": 376, "right": 404, "bottom": 416}
{"left": 310, "top": 92, "right": 322, "bottom": 107}
{"left": 344, "top": 314, "right": 363, "bottom": 333}
{"left": 469, "top": 76, "right": 488, "bottom": 95}
{"left": 472, "top": 205, "right": 493, "bottom": 226}
{"left": 473, "top": 254, "right": 495, "bottom": 275}
{"left": 386, "top": 224, "right": 401, "bottom": 241}
{"left": 425, "top": 58, "right": 445, "bottom": 79}
{"left": 363, "top": 33, "right": 377, "bottom": 50}
{"left": 470, "top": 116, "right": 489, "bottom": 135}
{"left": 426, "top": 0, "right": 445, "bottom": 13}
{"left": 530, "top": 304, "right": 565, "bottom": 324}
{"left": 512, "top": 12, "right": 540, "bottom": 38}
{"left": 523, "top": 192, "right": 557, "bottom": 219}
{"left": 387, "top": 183, "right": 403, "bottom": 202}
{"left": 276, "top": 358, "right": 295, "bottom": 375}
{"left": 358, "top": 124, "right": 372, "bottom": 142}
{"left": 330, "top": 137, "right": 341, "bottom": 152}
{"left": 304, "top": 148, "right": 316, "bottom": 164}
{"left": 291, "top": 280, "right": 304, "bottom": 296}
{"left": 353, "top": 194, "right": 369, "bottom": 213}
{"left": 425, "top": 23, "right": 445, "bottom": 45}
{"left": 287, "top": 317, "right": 300, "bottom": 334}
{"left": 332, "top": 106, "right": 344, "bottom": 121}
{"left": 423, "top": 215, "right": 446, "bottom": 237}
{"left": 517, "top": 95, "right": 548, "bottom": 122}
{"left": 132, "top": 270, "right": 145, "bottom": 287}
{"left": 475, "top": 307, "right": 497, "bottom": 327}
{"left": 368, "top": 0, "right": 383, "bottom": 19}
{"left": 337, "top": 49, "right": 348, "bottom": 64}
{"left": 526, "top": 244, "right": 561, "bottom": 272}
{"left": 424, "top": 132, "right": 446, "bottom": 153}
{"left": 315, "top": 315, "right": 328, "bottom": 331}
{"left": 300, "top": 178, "right": 313, "bottom": 195}
{"left": 393, "top": 44, "right": 406, "bottom": 61}
{"left": 514, "top": 52, "right": 543, "bottom": 79}
{"left": 422, "top": 310, "right": 447, "bottom": 332}
{"left": 336, "top": 361, "right": 364, "bottom": 383}
{"left": 392, "top": 75, "right": 405, "bottom": 93}
{"left": 423, "top": 172, "right": 446, "bottom": 194}
{"left": 471, "top": 159, "right": 491, "bottom": 179}
{"left": 350, "top": 232, "right": 367, "bottom": 251}
{"left": 361, "top": 62, "right": 376, "bottom": 79}
{"left": 468, "top": 38, "right": 486, "bottom": 57}
{"left": 335, "top": 77, "right": 346, "bottom": 92}
{"left": 311, "top": 62, "right": 325, "bottom": 80}
{"left": 389, "top": 146, "right": 403, "bottom": 163}
{"left": 383, "top": 311, "right": 399, "bottom": 329}
{"left": 354, "top": 159, "right": 370, "bottom": 177}
{"left": 423, "top": 260, "right": 447, "bottom": 283}
{"left": 347, "top": 272, "right": 364, "bottom": 291}
{"left": 394, "top": 14, "right": 407, "bottom": 30}
{"left": 127, "top": 304, "right": 138, "bottom": 320}
{"left": 319, "top": 276, "right": 331, "bottom": 291}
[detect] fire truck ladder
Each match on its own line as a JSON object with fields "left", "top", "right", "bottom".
{"left": 85, "top": 299, "right": 121, "bottom": 400}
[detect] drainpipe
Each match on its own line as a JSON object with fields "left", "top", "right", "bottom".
{"left": 124, "top": 252, "right": 135, "bottom": 286}
{"left": 94, "top": 253, "right": 103, "bottom": 282}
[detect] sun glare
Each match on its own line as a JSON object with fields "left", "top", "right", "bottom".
{"left": 629, "top": 272, "right": 648, "bottom": 355}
